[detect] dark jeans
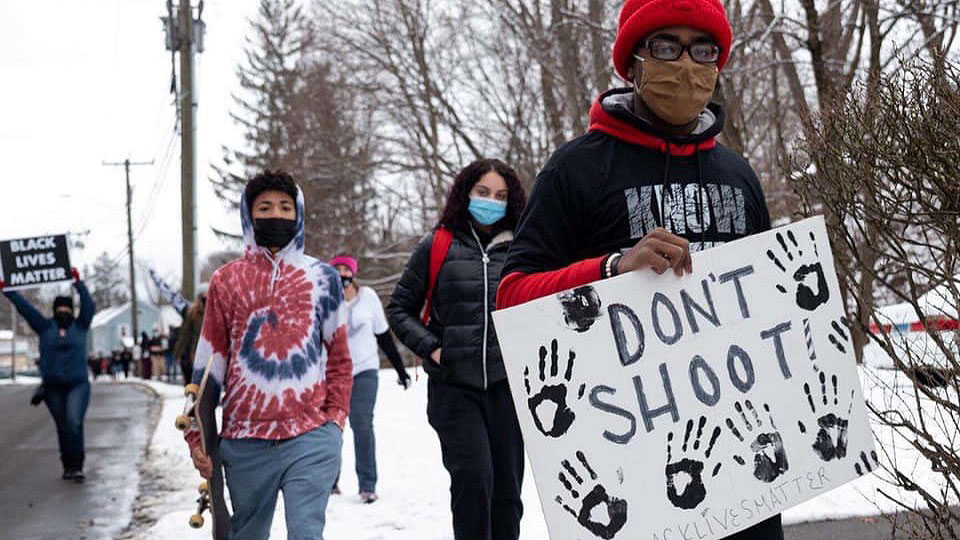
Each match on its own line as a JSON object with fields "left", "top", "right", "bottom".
{"left": 43, "top": 381, "right": 91, "bottom": 471}
{"left": 427, "top": 379, "right": 524, "bottom": 540}
{"left": 336, "top": 369, "right": 379, "bottom": 493}
{"left": 179, "top": 354, "right": 193, "bottom": 386}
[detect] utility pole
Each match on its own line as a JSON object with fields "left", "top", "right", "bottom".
{"left": 103, "top": 159, "right": 153, "bottom": 343}
{"left": 179, "top": 0, "right": 197, "bottom": 301}
{"left": 163, "top": 0, "right": 204, "bottom": 301}
{"left": 9, "top": 309, "right": 16, "bottom": 382}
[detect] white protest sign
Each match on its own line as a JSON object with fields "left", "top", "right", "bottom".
{"left": 493, "top": 216, "right": 876, "bottom": 540}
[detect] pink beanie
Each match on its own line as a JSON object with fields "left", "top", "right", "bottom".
{"left": 329, "top": 255, "right": 358, "bottom": 274}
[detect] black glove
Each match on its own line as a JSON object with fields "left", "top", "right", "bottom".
{"left": 397, "top": 373, "right": 412, "bottom": 390}
{"left": 30, "top": 385, "right": 45, "bottom": 406}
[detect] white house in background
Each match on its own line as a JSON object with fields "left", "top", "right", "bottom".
{"left": 89, "top": 301, "right": 167, "bottom": 354}
{"left": 0, "top": 330, "right": 40, "bottom": 374}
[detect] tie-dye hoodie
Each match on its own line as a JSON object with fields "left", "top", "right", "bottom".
{"left": 184, "top": 187, "right": 352, "bottom": 452}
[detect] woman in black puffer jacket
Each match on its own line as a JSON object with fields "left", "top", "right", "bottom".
{"left": 387, "top": 158, "right": 527, "bottom": 540}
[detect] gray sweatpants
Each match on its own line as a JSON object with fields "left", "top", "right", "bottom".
{"left": 220, "top": 423, "right": 342, "bottom": 540}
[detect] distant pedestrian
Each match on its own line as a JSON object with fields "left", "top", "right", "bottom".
{"left": 139, "top": 331, "right": 152, "bottom": 379}
{"left": 329, "top": 254, "right": 411, "bottom": 503}
{"left": 120, "top": 347, "right": 133, "bottom": 379}
{"left": 149, "top": 332, "right": 164, "bottom": 381}
{"left": 174, "top": 290, "right": 206, "bottom": 386}
{"left": 164, "top": 325, "right": 178, "bottom": 382}
{"left": 1, "top": 268, "right": 95, "bottom": 481}
{"left": 88, "top": 353, "right": 102, "bottom": 379}
{"left": 110, "top": 349, "right": 122, "bottom": 379}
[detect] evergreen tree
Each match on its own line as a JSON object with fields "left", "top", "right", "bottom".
{"left": 210, "top": 0, "right": 314, "bottom": 208}
{"left": 211, "top": 0, "right": 374, "bottom": 259}
{"left": 85, "top": 252, "right": 128, "bottom": 310}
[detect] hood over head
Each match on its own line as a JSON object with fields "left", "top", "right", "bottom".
{"left": 240, "top": 185, "right": 307, "bottom": 263}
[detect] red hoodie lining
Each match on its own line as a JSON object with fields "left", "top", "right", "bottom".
{"left": 587, "top": 98, "right": 716, "bottom": 156}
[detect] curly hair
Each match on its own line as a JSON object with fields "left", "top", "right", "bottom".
{"left": 437, "top": 159, "right": 527, "bottom": 233}
{"left": 244, "top": 170, "right": 299, "bottom": 211}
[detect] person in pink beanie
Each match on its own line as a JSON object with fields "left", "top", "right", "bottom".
{"left": 499, "top": 0, "right": 782, "bottom": 538}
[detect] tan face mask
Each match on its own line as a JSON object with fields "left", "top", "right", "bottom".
{"left": 635, "top": 56, "right": 718, "bottom": 126}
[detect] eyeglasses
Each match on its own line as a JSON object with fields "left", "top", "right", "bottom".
{"left": 637, "top": 39, "right": 721, "bottom": 64}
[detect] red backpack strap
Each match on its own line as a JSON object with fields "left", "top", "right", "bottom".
{"left": 421, "top": 227, "right": 454, "bottom": 324}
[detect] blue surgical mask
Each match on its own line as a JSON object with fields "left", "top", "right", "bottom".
{"left": 468, "top": 196, "right": 507, "bottom": 226}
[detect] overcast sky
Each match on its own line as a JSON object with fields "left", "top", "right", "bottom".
{"left": 0, "top": 0, "right": 262, "bottom": 289}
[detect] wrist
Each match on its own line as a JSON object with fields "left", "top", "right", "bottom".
{"left": 603, "top": 253, "right": 623, "bottom": 279}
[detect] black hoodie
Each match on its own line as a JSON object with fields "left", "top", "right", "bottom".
{"left": 497, "top": 88, "right": 771, "bottom": 309}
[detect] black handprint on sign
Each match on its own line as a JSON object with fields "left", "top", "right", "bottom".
{"left": 558, "top": 286, "right": 603, "bottom": 333}
{"left": 525, "top": 339, "right": 586, "bottom": 438}
{"left": 798, "top": 371, "right": 856, "bottom": 462}
{"left": 827, "top": 318, "right": 851, "bottom": 354}
{"left": 555, "top": 451, "right": 628, "bottom": 540}
{"left": 664, "top": 416, "right": 722, "bottom": 510}
{"left": 726, "top": 400, "right": 790, "bottom": 483}
{"left": 767, "top": 229, "right": 830, "bottom": 311}
{"left": 854, "top": 450, "right": 879, "bottom": 476}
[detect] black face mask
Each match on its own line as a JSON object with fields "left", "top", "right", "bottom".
{"left": 54, "top": 312, "right": 74, "bottom": 329}
{"left": 253, "top": 218, "right": 297, "bottom": 249}
{"left": 341, "top": 276, "right": 354, "bottom": 288}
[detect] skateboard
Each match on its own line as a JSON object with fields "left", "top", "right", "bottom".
{"left": 174, "top": 364, "right": 231, "bottom": 540}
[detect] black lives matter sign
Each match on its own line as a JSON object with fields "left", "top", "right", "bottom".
{"left": 0, "top": 235, "right": 72, "bottom": 291}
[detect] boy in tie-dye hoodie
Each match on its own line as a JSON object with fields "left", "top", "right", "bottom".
{"left": 184, "top": 171, "right": 352, "bottom": 539}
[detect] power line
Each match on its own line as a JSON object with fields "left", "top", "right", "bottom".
{"left": 103, "top": 158, "right": 154, "bottom": 342}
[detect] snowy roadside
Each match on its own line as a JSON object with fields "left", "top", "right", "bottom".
{"left": 124, "top": 367, "right": 954, "bottom": 539}
{"left": 0, "top": 375, "right": 42, "bottom": 385}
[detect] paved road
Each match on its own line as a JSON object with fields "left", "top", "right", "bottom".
{"left": 786, "top": 514, "right": 893, "bottom": 539}
{"left": 0, "top": 382, "right": 154, "bottom": 540}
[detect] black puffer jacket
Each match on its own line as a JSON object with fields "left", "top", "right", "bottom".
{"left": 387, "top": 227, "right": 513, "bottom": 390}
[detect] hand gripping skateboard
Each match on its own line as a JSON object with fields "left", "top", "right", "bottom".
{"left": 174, "top": 364, "right": 231, "bottom": 540}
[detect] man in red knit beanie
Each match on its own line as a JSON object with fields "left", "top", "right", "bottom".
{"left": 498, "top": 0, "right": 782, "bottom": 538}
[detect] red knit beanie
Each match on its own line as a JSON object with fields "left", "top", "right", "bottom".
{"left": 612, "top": 0, "right": 733, "bottom": 80}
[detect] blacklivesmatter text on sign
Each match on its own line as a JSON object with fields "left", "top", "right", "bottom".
{"left": 492, "top": 216, "right": 876, "bottom": 540}
{"left": 0, "top": 235, "right": 73, "bottom": 291}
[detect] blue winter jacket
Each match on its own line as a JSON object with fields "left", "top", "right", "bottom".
{"left": 4, "top": 281, "right": 95, "bottom": 385}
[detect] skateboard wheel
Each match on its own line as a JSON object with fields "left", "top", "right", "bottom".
{"left": 174, "top": 415, "right": 191, "bottom": 431}
{"left": 184, "top": 384, "right": 200, "bottom": 397}
{"left": 198, "top": 481, "right": 209, "bottom": 494}
{"left": 189, "top": 514, "right": 205, "bottom": 528}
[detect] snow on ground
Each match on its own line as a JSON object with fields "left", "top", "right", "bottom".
{"left": 128, "top": 367, "right": 955, "bottom": 539}
{"left": 0, "top": 375, "right": 41, "bottom": 385}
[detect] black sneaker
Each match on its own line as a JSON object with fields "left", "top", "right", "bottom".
{"left": 62, "top": 470, "right": 85, "bottom": 482}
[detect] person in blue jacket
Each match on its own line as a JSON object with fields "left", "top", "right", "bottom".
{"left": 1, "top": 268, "right": 95, "bottom": 481}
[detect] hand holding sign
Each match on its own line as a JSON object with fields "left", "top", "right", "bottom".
{"left": 71, "top": 267, "right": 80, "bottom": 283}
{"left": 617, "top": 228, "right": 693, "bottom": 277}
